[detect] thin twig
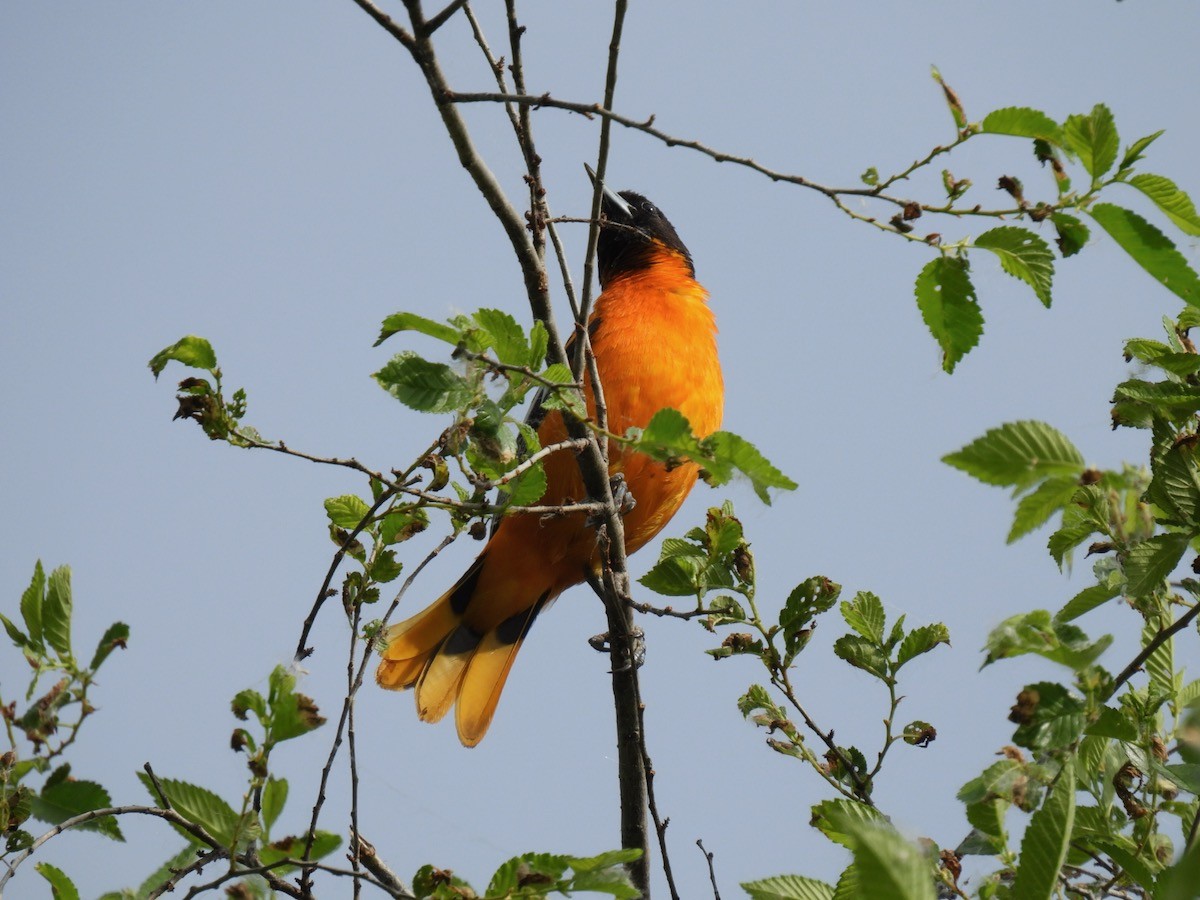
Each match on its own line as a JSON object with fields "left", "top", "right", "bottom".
{"left": 348, "top": 600, "right": 364, "bottom": 900}
{"left": 421, "top": 0, "right": 466, "bottom": 35}
{"left": 1104, "top": 602, "right": 1200, "bottom": 703}
{"left": 354, "top": 832, "right": 417, "bottom": 898}
{"left": 696, "top": 840, "right": 721, "bottom": 900}
{"left": 637, "top": 688, "right": 680, "bottom": 900}
{"left": 299, "top": 532, "right": 457, "bottom": 892}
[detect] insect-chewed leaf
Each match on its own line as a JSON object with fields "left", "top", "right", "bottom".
{"left": 974, "top": 227, "right": 1055, "bottom": 307}
{"left": 913, "top": 256, "right": 982, "bottom": 373}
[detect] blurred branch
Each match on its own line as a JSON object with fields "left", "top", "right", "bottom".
{"left": 1104, "top": 601, "right": 1200, "bottom": 703}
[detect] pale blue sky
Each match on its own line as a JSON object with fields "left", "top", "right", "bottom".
{"left": 4, "top": 2, "right": 1200, "bottom": 896}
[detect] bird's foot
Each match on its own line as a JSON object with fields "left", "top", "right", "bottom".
{"left": 585, "top": 473, "right": 637, "bottom": 528}
{"left": 588, "top": 626, "right": 646, "bottom": 671}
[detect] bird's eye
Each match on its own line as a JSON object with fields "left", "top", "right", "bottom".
{"left": 643, "top": 202, "right": 658, "bottom": 215}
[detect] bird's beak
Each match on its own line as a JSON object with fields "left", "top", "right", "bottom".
{"left": 585, "top": 163, "right": 633, "bottom": 221}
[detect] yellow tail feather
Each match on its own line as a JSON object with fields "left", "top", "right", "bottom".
{"left": 456, "top": 631, "right": 527, "bottom": 748}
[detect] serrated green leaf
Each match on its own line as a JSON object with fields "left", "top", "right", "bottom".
{"left": 379, "top": 508, "right": 429, "bottom": 545}
{"left": 1149, "top": 439, "right": 1200, "bottom": 526}
{"left": 261, "top": 776, "right": 287, "bottom": 837}
{"left": 975, "top": 227, "right": 1055, "bottom": 307}
{"left": 1055, "top": 577, "right": 1121, "bottom": 623}
{"left": 258, "top": 830, "right": 342, "bottom": 869}
{"left": 1090, "top": 203, "right": 1200, "bottom": 306}
{"left": 31, "top": 782, "right": 120, "bottom": 844}
{"left": 943, "top": 421, "right": 1084, "bottom": 490}
{"left": 374, "top": 351, "right": 477, "bottom": 413}
{"left": 833, "top": 635, "right": 889, "bottom": 681}
{"left": 840, "top": 592, "right": 886, "bottom": 644}
{"left": 821, "top": 808, "right": 936, "bottom": 900}
{"left": 704, "top": 431, "right": 797, "bottom": 502}
{"left": 148, "top": 335, "right": 218, "bottom": 378}
{"left": 1008, "top": 476, "right": 1080, "bottom": 543}
{"left": 1128, "top": 173, "right": 1200, "bottom": 236}
{"left": 1124, "top": 532, "right": 1190, "bottom": 598}
{"left": 89, "top": 621, "right": 130, "bottom": 671}
{"left": 1010, "top": 757, "right": 1075, "bottom": 900}
{"left": 270, "top": 689, "right": 326, "bottom": 743}
{"left": 742, "top": 874, "right": 836, "bottom": 900}
{"left": 36, "top": 862, "right": 80, "bottom": 900}
{"left": 984, "top": 610, "right": 1112, "bottom": 671}
{"left": 20, "top": 560, "right": 45, "bottom": 651}
{"left": 811, "top": 799, "right": 887, "bottom": 850}
{"left": 499, "top": 457, "right": 548, "bottom": 508}
{"left": 374, "top": 311, "right": 462, "bottom": 347}
{"left": 324, "top": 495, "right": 370, "bottom": 529}
{"left": 1085, "top": 706, "right": 1138, "bottom": 742}
{"left": 831, "top": 864, "right": 860, "bottom": 900}
{"left": 528, "top": 320, "right": 549, "bottom": 369}
{"left": 368, "top": 549, "right": 403, "bottom": 584}
{"left": 981, "top": 107, "right": 1064, "bottom": 145}
{"left": 1119, "top": 130, "right": 1163, "bottom": 173}
{"left": 1063, "top": 104, "right": 1119, "bottom": 179}
{"left": 1050, "top": 213, "right": 1090, "bottom": 258}
{"left": 32, "top": 779, "right": 122, "bottom": 841}
{"left": 472, "top": 309, "right": 530, "bottom": 367}
{"left": 42, "top": 565, "right": 73, "bottom": 659}
{"left": 914, "top": 256, "right": 982, "bottom": 373}
{"left": 137, "top": 773, "right": 246, "bottom": 848}
{"left": 1012, "top": 683, "right": 1086, "bottom": 751}
{"left": 231, "top": 688, "right": 266, "bottom": 722}
{"left": 958, "top": 759, "right": 1025, "bottom": 805}
{"left": 895, "top": 623, "right": 950, "bottom": 669}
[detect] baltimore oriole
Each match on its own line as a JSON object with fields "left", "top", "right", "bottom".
{"left": 376, "top": 172, "right": 723, "bottom": 746}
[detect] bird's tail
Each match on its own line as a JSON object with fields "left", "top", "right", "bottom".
{"left": 375, "top": 553, "right": 547, "bottom": 747}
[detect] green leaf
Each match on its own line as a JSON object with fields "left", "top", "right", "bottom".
{"left": 1063, "top": 104, "right": 1119, "bottom": 179}
{"left": 1008, "top": 476, "right": 1080, "bottom": 543}
{"left": 374, "top": 351, "right": 477, "bottom": 413}
{"left": 913, "top": 256, "right": 982, "bottom": 373}
{"left": 1164, "top": 763, "right": 1200, "bottom": 794}
{"left": 374, "top": 311, "right": 462, "bottom": 347}
{"left": 231, "top": 688, "right": 267, "bottom": 722}
{"left": 32, "top": 779, "right": 122, "bottom": 841}
{"left": 35, "top": 862, "right": 80, "bottom": 900}
{"left": 930, "top": 66, "right": 966, "bottom": 130}
{"left": 811, "top": 798, "right": 887, "bottom": 850}
{"left": 840, "top": 592, "right": 886, "bottom": 644}
{"left": 135, "top": 846, "right": 202, "bottom": 899}
{"left": 833, "top": 635, "right": 889, "bottom": 681}
{"left": 895, "top": 623, "right": 950, "bottom": 669}
{"left": 472, "top": 309, "right": 530, "bottom": 367}
{"left": 137, "top": 773, "right": 247, "bottom": 848}
{"left": 831, "top": 865, "right": 860, "bottom": 900}
{"left": 261, "top": 776, "right": 287, "bottom": 836}
{"left": 1124, "top": 532, "right": 1190, "bottom": 598}
{"left": 1157, "top": 822, "right": 1200, "bottom": 900}
{"left": 1113, "top": 378, "right": 1200, "bottom": 423}
{"left": 21, "top": 560, "right": 46, "bottom": 651}
{"left": 1047, "top": 487, "right": 1110, "bottom": 569}
{"left": 974, "top": 226, "right": 1055, "bottom": 307}
{"left": 42, "top": 565, "right": 73, "bottom": 659}
{"left": 1010, "top": 757, "right": 1075, "bottom": 900}
{"left": 89, "top": 621, "right": 130, "bottom": 671}
{"left": 639, "top": 553, "right": 708, "bottom": 597}
{"left": 368, "top": 549, "right": 403, "bottom": 585}
{"left": 1090, "top": 203, "right": 1200, "bottom": 307}
{"left": 742, "top": 874, "right": 836, "bottom": 900}
{"left": 704, "top": 431, "right": 798, "bottom": 502}
{"left": 1149, "top": 439, "right": 1200, "bottom": 525}
{"left": 1128, "top": 173, "right": 1200, "bottom": 236}
{"left": 1055, "top": 576, "right": 1121, "bottom": 623}
{"left": 258, "top": 830, "right": 342, "bottom": 869}
{"left": 981, "top": 107, "right": 1064, "bottom": 145}
{"left": 324, "top": 495, "right": 370, "bottom": 529}
{"left": 528, "top": 320, "right": 549, "bottom": 368}
{"left": 821, "top": 807, "right": 936, "bottom": 900}
{"left": 984, "top": 610, "right": 1112, "bottom": 671}
{"left": 1011, "top": 683, "right": 1087, "bottom": 751}
{"left": 1050, "top": 213, "right": 1090, "bottom": 258}
{"left": 958, "top": 758, "right": 1025, "bottom": 805}
{"left": 1085, "top": 706, "right": 1138, "bottom": 742}
{"left": 379, "top": 508, "right": 429, "bottom": 545}
{"left": 943, "top": 421, "right": 1084, "bottom": 490}
{"left": 148, "top": 335, "right": 218, "bottom": 378}
{"left": 0, "top": 613, "right": 28, "bottom": 649}
{"left": 1119, "top": 130, "right": 1163, "bottom": 172}
{"left": 269, "top": 684, "right": 326, "bottom": 743}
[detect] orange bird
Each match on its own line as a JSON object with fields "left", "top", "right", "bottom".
{"left": 376, "top": 172, "right": 723, "bottom": 745}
